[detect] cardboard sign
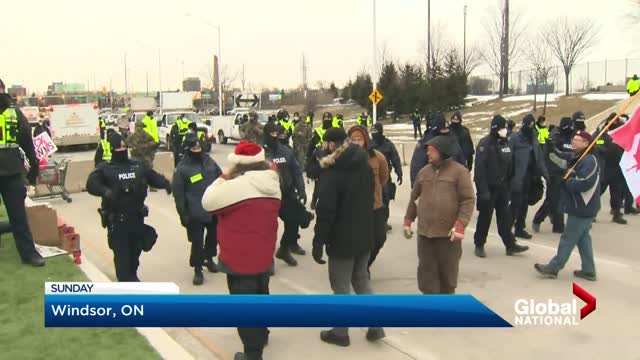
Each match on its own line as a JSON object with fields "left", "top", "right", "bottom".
{"left": 33, "top": 132, "right": 58, "bottom": 166}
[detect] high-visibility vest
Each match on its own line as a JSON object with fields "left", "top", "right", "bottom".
{"left": 142, "top": 116, "right": 159, "bottom": 143}
{"left": 100, "top": 139, "right": 112, "bottom": 161}
{"left": 627, "top": 79, "right": 640, "bottom": 94}
{"left": 314, "top": 127, "right": 327, "bottom": 146}
{"left": 357, "top": 116, "right": 371, "bottom": 127}
{"left": 280, "top": 119, "right": 294, "bottom": 132}
{"left": 306, "top": 116, "right": 311, "bottom": 124}
{"left": 536, "top": 125, "right": 549, "bottom": 145}
{"left": 332, "top": 117, "right": 342, "bottom": 128}
{"left": 176, "top": 118, "right": 191, "bottom": 136}
{"left": 0, "top": 108, "right": 19, "bottom": 148}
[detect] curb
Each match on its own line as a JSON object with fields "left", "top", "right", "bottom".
{"left": 74, "top": 255, "right": 198, "bottom": 360}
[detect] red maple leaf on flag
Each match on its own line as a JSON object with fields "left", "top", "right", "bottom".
{"left": 609, "top": 108, "right": 640, "bottom": 171}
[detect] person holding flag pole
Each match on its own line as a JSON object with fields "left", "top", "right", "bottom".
{"left": 534, "top": 92, "right": 640, "bottom": 281}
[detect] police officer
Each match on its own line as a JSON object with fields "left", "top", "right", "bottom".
{"left": 99, "top": 116, "right": 107, "bottom": 139}
{"left": 172, "top": 133, "right": 222, "bottom": 285}
{"left": 278, "top": 110, "right": 294, "bottom": 145}
{"left": 572, "top": 111, "right": 587, "bottom": 131}
{"left": 87, "top": 132, "right": 172, "bottom": 282}
{"left": 410, "top": 112, "right": 466, "bottom": 187}
{"left": 307, "top": 112, "right": 334, "bottom": 160}
{"left": 449, "top": 111, "right": 475, "bottom": 171}
{"left": 535, "top": 115, "right": 550, "bottom": 145}
{"left": 94, "top": 128, "right": 116, "bottom": 167}
{"left": 142, "top": 111, "right": 160, "bottom": 144}
{"left": 332, "top": 114, "right": 344, "bottom": 128}
{"left": 0, "top": 79, "right": 44, "bottom": 267}
{"left": 170, "top": 113, "right": 192, "bottom": 167}
{"left": 263, "top": 122, "right": 307, "bottom": 266}
{"left": 411, "top": 109, "right": 422, "bottom": 139}
{"left": 533, "top": 117, "right": 574, "bottom": 234}
{"left": 306, "top": 111, "right": 314, "bottom": 126}
{"left": 473, "top": 115, "right": 529, "bottom": 258}
{"left": 509, "top": 114, "right": 550, "bottom": 239}
{"left": 370, "top": 123, "right": 402, "bottom": 231}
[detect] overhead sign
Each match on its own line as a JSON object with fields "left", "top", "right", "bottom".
{"left": 369, "top": 88, "right": 383, "bottom": 105}
{"left": 234, "top": 93, "right": 259, "bottom": 108}
{"left": 33, "top": 132, "right": 58, "bottom": 166}
{"left": 268, "top": 94, "right": 282, "bottom": 102}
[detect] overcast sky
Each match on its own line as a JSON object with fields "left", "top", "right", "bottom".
{"left": 4, "top": 0, "right": 638, "bottom": 94}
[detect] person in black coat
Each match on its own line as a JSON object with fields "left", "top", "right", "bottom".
{"left": 263, "top": 122, "right": 307, "bottom": 267}
{"left": 172, "top": 133, "right": 222, "bottom": 285}
{"left": 449, "top": 111, "right": 475, "bottom": 171}
{"left": 410, "top": 112, "right": 466, "bottom": 187}
{"left": 473, "top": 115, "right": 529, "bottom": 258}
{"left": 508, "top": 114, "right": 549, "bottom": 239}
{"left": 532, "top": 117, "right": 575, "bottom": 234}
{"left": 312, "top": 127, "right": 385, "bottom": 346}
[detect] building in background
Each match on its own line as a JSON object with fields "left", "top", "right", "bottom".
{"left": 47, "top": 82, "right": 86, "bottom": 95}
{"left": 183, "top": 77, "right": 201, "bottom": 92}
{"left": 8, "top": 85, "right": 27, "bottom": 98}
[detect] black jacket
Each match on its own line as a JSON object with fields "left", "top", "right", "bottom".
{"left": 264, "top": 142, "right": 305, "bottom": 197}
{"left": 509, "top": 130, "right": 549, "bottom": 192}
{"left": 86, "top": 159, "right": 170, "bottom": 214}
{"left": 449, "top": 123, "right": 475, "bottom": 170}
{"left": 0, "top": 95, "right": 38, "bottom": 180}
{"left": 313, "top": 144, "right": 374, "bottom": 258}
{"left": 474, "top": 134, "right": 514, "bottom": 196}
{"left": 172, "top": 153, "right": 222, "bottom": 224}
{"left": 410, "top": 132, "right": 466, "bottom": 187}
{"left": 545, "top": 128, "right": 574, "bottom": 176}
{"left": 371, "top": 135, "right": 403, "bottom": 179}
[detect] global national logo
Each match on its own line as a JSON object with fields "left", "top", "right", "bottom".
{"left": 513, "top": 283, "right": 596, "bottom": 326}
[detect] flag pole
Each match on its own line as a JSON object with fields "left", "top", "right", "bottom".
{"left": 564, "top": 92, "right": 640, "bottom": 180}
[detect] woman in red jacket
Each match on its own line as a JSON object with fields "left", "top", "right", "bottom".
{"left": 202, "top": 141, "right": 281, "bottom": 360}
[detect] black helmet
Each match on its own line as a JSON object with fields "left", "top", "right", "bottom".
{"left": 323, "top": 112, "right": 333, "bottom": 121}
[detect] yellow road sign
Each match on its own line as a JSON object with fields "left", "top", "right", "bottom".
{"left": 369, "top": 88, "right": 383, "bottom": 105}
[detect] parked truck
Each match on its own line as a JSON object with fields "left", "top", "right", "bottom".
{"left": 157, "top": 92, "right": 214, "bottom": 152}
{"left": 48, "top": 103, "right": 100, "bottom": 147}
{"left": 211, "top": 110, "right": 269, "bottom": 144}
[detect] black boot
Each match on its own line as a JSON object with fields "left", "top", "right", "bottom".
{"left": 320, "top": 330, "right": 350, "bottom": 347}
{"left": 193, "top": 268, "right": 204, "bottom": 286}
{"left": 366, "top": 328, "right": 386, "bottom": 342}
{"left": 290, "top": 244, "right": 306, "bottom": 256}
{"left": 275, "top": 247, "right": 298, "bottom": 266}
{"left": 612, "top": 210, "right": 628, "bottom": 225}
{"left": 22, "top": 254, "right": 45, "bottom": 267}
{"left": 506, "top": 243, "right": 529, "bottom": 256}
{"left": 514, "top": 229, "right": 533, "bottom": 240}
{"left": 204, "top": 258, "right": 218, "bottom": 273}
{"left": 625, "top": 207, "right": 640, "bottom": 215}
{"left": 474, "top": 246, "right": 486, "bottom": 258}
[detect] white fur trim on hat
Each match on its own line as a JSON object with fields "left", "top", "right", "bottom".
{"left": 227, "top": 147, "right": 266, "bottom": 165}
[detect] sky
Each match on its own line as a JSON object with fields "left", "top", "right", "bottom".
{"left": 3, "top": 0, "right": 638, "bottom": 94}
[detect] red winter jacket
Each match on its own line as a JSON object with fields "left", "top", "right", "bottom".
{"left": 201, "top": 169, "right": 281, "bottom": 275}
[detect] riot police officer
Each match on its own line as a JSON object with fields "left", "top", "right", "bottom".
{"left": 0, "top": 79, "right": 44, "bottom": 267}
{"left": 170, "top": 113, "right": 192, "bottom": 167}
{"left": 87, "top": 132, "right": 172, "bottom": 281}
{"left": 474, "top": 116, "right": 529, "bottom": 258}
{"left": 94, "top": 128, "right": 116, "bottom": 167}
{"left": 532, "top": 117, "right": 574, "bottom": 233}
{"left": 173, "top": 133, "right": 222, "bottom": 285}
{"left": 263, "top": 122, "right": 307, "bottom": 266}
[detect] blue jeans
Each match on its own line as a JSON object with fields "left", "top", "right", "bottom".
{"left": 548, "top": 214, "right": 596, "bottom": 274}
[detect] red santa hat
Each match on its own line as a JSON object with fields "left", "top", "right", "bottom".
{"left": 228, "top": 141, "right": 265, "bottom": 165}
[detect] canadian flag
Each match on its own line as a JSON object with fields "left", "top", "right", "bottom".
{"left": 609, "top": 107, "right": 640, "bottom": 206}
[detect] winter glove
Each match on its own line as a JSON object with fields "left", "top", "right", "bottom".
{"left": 397, "top": 176, "right": 403, "bottom": 186}
{"left": 26, "top": 167, "right": 39, "bottom": 186}
{"left": 180, "top": 215, "right": 189, "bottom": 227}
{"left": 165, "top": 187, "right": 172, "bottom": 195}
{"left": 298, "top": 191, "right": 307, "bottom": 206}
{"left": 312, "top": 246, "right": 326, "bottom": 264}
{"left": 403, "top": 219, "right": 414, "bottom": 239}
{"left": 449, "top": 220, "right": 465, "bottom": 242}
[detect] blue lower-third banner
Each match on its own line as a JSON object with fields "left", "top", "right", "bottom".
{"left": 44, "top": 294, "right": 512, "bottom": 328}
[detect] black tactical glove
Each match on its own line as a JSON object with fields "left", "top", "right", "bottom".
{"left": 397, "top": 176, "right": 403, "bottom": 186}
{"left": 27, "top": 167, "right": 39, "bottom": 186}
{"left": 312, "top": 245, "right": 326, "bottom": 265}
{"left": 297, "top": 191, "right": 307, "bottom": 206}
{"left": 180, "top": 215, "right": 189, "bottom": 227}
{"left": 165, "top": 187, "right": 172, "bottom": 195}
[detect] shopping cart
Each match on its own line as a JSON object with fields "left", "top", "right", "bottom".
{"left": 33, "top": 158, "right": 72, "bottom": 203}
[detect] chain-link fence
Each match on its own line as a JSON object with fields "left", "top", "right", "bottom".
{"left": 470, "top": 58, "right": 640, "bottom": 95}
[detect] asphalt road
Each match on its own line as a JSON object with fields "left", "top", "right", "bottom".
{"left": 47, "top": 138, "right": 640, "bottom": 360}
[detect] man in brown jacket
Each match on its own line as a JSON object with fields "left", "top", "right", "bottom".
{"left": 347, "top": 126, "right": 389, "bottom": 273}
{"left": 404, "top": 135, "right": 475, "bottom": 294}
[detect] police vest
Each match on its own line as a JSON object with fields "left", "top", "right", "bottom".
{"left": 101, "top": 139, "right": 112, "bottom": 161}
{"left": 142, "top": 116, "right": 159, "bottom": 143}
{"left": 536, "top": 125, "right": 549, "bottom": 144}
{"left": 314, "top": 127, "right": 327, "bottom": 146}
{"left": 0, "top": 108, "right": 19, "bottom": 148}
{"left": 306, "top": 116, "right": 311, "bottom": 124}
{"left": 280, "top": 120, "right": 294, "bottom": 132}
{"left": 99, "top": 119, "right": 106, "bottom": 129}
{"left": 176, "top": 119, "right": 191, "bottom": 136}
{"left": 332, "top": 117, "right": 343, "bottom": 128}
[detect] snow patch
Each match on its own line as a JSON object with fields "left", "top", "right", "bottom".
{"left": 504, "top": 108, "right": 532, "bottom": 118}
{"left": 502, "top": 93, "right": 563, "bottom": 102}
{"left": 466, "top": 95, "right": 500, "bottom": 102}
{"left": 384, "top": 123, "right": 417, "bottom": 131}
{"left": 465, "top": 111, "right": 494, "bottom": 116}
{"left": 581, "top": 93, "right": 629, "bottom": 101}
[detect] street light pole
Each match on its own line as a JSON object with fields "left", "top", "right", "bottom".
{"left": 217, "top": 26, "right": 222, "bottom": 116}
{"left": 464, "top": 5, "right": 467, "bottom": 72}
{"left": 372, "top": 0, "right": 378, "bottom": 124}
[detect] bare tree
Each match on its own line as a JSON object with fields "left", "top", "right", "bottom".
{"left": 421, "top": 22, "right": 450, "bottom": 78}
{"left": 481, "top": 0, "right": 526, "bottom": 97}
{"left": 543, "top": 17, "right": 598, "bottom": 96}
{"left": 527, "top": 38, "right": 554, "bottom": 113}
{"left": 460, "top": 46, "right": 483, "bottom": 78}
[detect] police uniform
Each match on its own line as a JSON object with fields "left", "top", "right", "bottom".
{"left": 473, "top": 116, "right": 529, "bottom": 257}
{"left": 87, "top": 133, "right": 171, "bottom": 281}
{"left": 170, "top": 116, "right": 192, "bottom": 167}
{"left": 172, "top": 133, "right": 222, "bottom": 285}
{"left": 411, "top": 111, "right": 422, "bottom": 139}
{"left": 264, "top": 123, "right": 306, "bottom": 266}
{"left": 533, "top": 118, "right": 574, "bottom": 233}
{"left": 142, "top": 113, "right": 160, "bottom": 143}
{"left": 0, "top": 92, "right": 44, "bottom": 266}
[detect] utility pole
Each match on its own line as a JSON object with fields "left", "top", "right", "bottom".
{"left": 302, "top": 53, "right": 308, "bottom": 100}
{"left": 372, "top": 0, "right": 378, "bottom": 124}
{"left": 146, "top": 72, "right": 149, "bottom": 96}
{"left": 502, "top": 0, "right": 510, "bottom": 95}
{"left": 463, "top": 5, "right": 467, "bottom": 73}
{"left": 124, "top": 53, "right": 128, "bottom": 95}
{"left": 242, "top": 64, "right": 246, "bottom": 93}
{"left": 158, "top": 49, "right": 162, "bottom": 92}
{"left": 427, "top": 0, "right": 431, "bottom": 78}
